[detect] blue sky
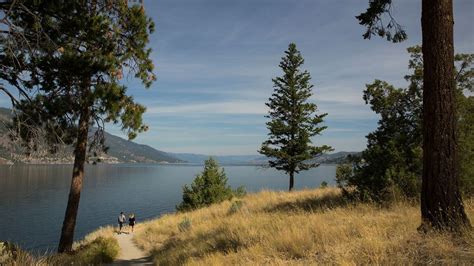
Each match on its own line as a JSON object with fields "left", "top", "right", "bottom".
{"left": 2, "top": 0, "right": 473, "bottom": 155}
{"left": 115, "top": 0, "right": 474, "bottom": 155}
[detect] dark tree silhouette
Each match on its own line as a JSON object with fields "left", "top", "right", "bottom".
{"left": 357, "top": 0, "right": 470, "bottom": 231}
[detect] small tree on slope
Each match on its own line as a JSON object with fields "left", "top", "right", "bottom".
{"left": 177, "top": 158, "right": 244, "bottom": 212}
{"left": 260, "top": 43, "right": 332, "bottom": 192}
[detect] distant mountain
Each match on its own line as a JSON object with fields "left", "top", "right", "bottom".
{"left": 103, "top": 131, "right": 182, "bottom": 163}
{"left": 169, "top": 153, "right": 264, "bottom": 165}
{"left": 170, "top": 151, "right": 360, "bottom": 165}
{"left": 0, "top": 107, "right": 360, "bottom": 165}
{"left": 308, "top": 151, "right": 360, "bottom": 164}
{"left": 0, "top": 107, "right": 182, "bottom": 164}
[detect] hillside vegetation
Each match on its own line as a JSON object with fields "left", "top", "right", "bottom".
{"left": 128, "top": 188, "right": 474, "bottom": 265}
{"left": 0, "top": 107, "right": 182, "bottom": 164}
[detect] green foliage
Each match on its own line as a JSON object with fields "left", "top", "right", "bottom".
{"left": 6, "top": 0, "right": 155, "bottom": 155}
{"left": 343, "top": 46, "right": 474, "bottom": 201}
{"left": 176, "top": 158, "right": 244, "bottom": 212}
{"left": 178, "top": 217, "right": 192, "bottom": 232}
{"left": 356, "top": 0, "right": 407, "bottom": 43}
{"left": 320, "top": 181, "right": 328, "bottom": 188}
{"left": 233, "top": 186, "right": 247, "bottom": 198}
{"left": 3, "top": 1, "right": 156, "bottom": 252}
{"left": 458, "top": 79, "right": 474, "bottom": 195}
{"left": 228, "top": 200, "right": 244, "bottom": 215}
{"left": 335, "top": 164, "right": 352, "bottom": 189}
{"left": 454, "top": 54, "right": 474, "bottom": 196}
{"left": 358, "top": 78, "right": 422, "bottom": 200}
{"left": 259, "top": 43, "right": 332, "bottom": 186}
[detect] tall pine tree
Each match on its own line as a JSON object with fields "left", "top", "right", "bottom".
{"left": 260, "top": 43, "right": 332, "bottom": 191}
{"left": 357, "top": 0, "right": 470, "bottom": 231}
{"left": 4, "top": 1, "right": 156, "bottom": 252}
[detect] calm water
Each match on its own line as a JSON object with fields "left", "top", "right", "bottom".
{"left": 0, "top": 164, "right": 335, "bottom": 252}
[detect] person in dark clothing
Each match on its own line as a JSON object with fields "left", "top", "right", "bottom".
{"left": 118, "top": 212, "right": 126, "bottom": 233}
{"left": 129, "top": 214, "right": 136, "bottom": 233}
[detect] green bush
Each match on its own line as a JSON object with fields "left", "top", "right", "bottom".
{"left": 176, "top": 157, "right": 246, "bottom": 212}
{"left": 335, "top": 164, "right": 352, "bottom": 189}
{"left": 178, "top": 217, "right": 192, "bottom": 232}
{"left": 336, "top": 156, "right": 421, "bottom": 202}
{"left": 228, "top": 200, "right": 244, "bottom": 214}
{"left": 233, "top": 186, "right": 247, "bottom": 198}
{"left": 320, "top": 181, "right": 328, "bottom": 188}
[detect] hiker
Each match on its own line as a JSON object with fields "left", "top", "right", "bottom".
{"left": 118, "top": 212, "right": 126, "bottom": 233}
{"left": 129, "top": 214, "right": 136, "bottom": 233}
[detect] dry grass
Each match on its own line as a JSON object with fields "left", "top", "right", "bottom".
{"left": 130, "top": 187, "right": 474, "bottom": 265}
{"left": 3, "top": 226, "right": 119, "bottom": 265}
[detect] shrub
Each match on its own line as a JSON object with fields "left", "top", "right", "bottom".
{"left": 335, "top": 164, "right": 352, "bottom": 189}
{"left": 336, "top": 158, "right": 421, "bottom": 202}
{"left": 60, "top": 236, "right": 120, "bottom": 264}
{"left": 320, "top": 181, "right": 328, "bottom": 188}
{"left": 228, "top": 200, "right": 244, "bottom": 214}
{"left": 178, "top": 217, "right": 192, "bottom": 232}
{"left": 234, "top": 186, "right": 247, "bottom": 198}
{"left": 176, "top": 157, "right": 245, "bottom": 211}
{"left": 0, "top": 241, "right": 37, "bottom": 265}
{"left": 44, "top": 236, "right": 120, "bottom": 265}
{"left": 0, "top": 241, "right": 20, "bottom": 264}
{"left": 2, "top": 236, "right": 119, "bottom": 265}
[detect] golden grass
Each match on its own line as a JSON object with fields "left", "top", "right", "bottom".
{"left": 3, "top": 226, "right": 119, "bottom": 265}
{"left": 129, "top": 187, "right": 474, "bottom": 265}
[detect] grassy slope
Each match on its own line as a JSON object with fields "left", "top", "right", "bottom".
{"left": 131, "top": 188, "right": 473, "bottom": 265}
{"left": 4, "top": 227, "right": 119, "bottom": 265}
{"left": 6, "top": 188, "right": 472, "bottom": 265}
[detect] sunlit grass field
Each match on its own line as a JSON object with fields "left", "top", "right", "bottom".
{"left": 5, "top": 187, "right": 473, "bottom": 265}
{"left": 132, "top": 187, "right": 473, "bottom": 265}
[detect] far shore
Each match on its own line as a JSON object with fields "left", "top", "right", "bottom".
{"left": 0, "top": 161, "right": 343, "bottom": 167}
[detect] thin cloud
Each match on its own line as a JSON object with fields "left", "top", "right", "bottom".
{"left": 147, "top": 101, "right": 268, "bottom": 114}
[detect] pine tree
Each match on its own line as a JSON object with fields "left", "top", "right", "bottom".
{"left": 358, "top": 0, "right": 471, "bottom": 231}
{"left": 177, "top": 158, "right": 243, "bottom": 212}
{"left": 260, "top": 43, "right": 332, "bottom": 191}
{"left": 4, "top": 1, "right": 156, "bottom": 252}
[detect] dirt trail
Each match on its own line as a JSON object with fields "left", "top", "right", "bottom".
{"left": 111, "top": 233, "right": 152, "bottom": 265}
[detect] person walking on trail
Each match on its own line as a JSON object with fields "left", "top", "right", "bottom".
{"left": 129, "top": 214, "right": 136, "bottom": 233}
{"left": 118, "top": 212, "right": 126, "bottom": 233}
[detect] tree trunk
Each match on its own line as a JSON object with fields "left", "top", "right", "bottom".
{"left": 289, "top": 171, "right": 294, "bottom": 191}
{"left": 58, "top": 107, "right": 90, "bottom": 253}
{"left": 420, "top": 0, "right": 470, "bottom": 231}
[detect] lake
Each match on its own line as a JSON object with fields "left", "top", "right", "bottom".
{"left": 0, "top": 164, "right": 336, "bottom": 252}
